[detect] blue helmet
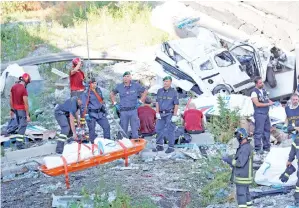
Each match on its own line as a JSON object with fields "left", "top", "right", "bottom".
{"left": 234, "top": 128, "right": 248, "bottom": 143}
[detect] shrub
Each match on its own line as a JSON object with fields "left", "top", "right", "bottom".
{"left": 207, "top": 95, "right": 240, "bottom": 143}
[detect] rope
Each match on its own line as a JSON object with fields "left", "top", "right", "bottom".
{"left": 84, "top": 2, "right": 92, "bottom": 79}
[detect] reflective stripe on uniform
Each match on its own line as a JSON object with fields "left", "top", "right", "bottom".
{"left": 15, "top": 134, "right": 24, "bottom": 142}
{"left": 232, "top": 159, "right": 236, "bottom": 166}
{"left": 238, "top": 205, "right": 247, "bottom": 208}
{"left": 285, "top": 173, "right": 290, "bottom": 178}
{"left": 235, "top": 153, "right": 253, "bottom": 185}
{"left": 296, "top": 186, "right": 299, "bottom": 192}
{"left": 247, "top": 201, "right": 253, "bottom": 206}
{"left": 57, "top": 134, "right": 67, "bottom": 142}
{"left": 292, "top": 142, "right": 299, "bottom": 149}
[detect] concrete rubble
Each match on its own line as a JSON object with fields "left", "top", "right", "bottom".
{"left": 1, "top": 2, "right": 299, "bottom": 208}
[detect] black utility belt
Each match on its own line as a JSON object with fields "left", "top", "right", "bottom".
{"left": 159, "top": 109, "right": 173, "bottom": 114}
{"left": 89, "top": 108, "right": 104, "bottom": 113}
{"left": 55, "top": 110, "right": 70, "bottom": 116}
{"left": 120, "top": 107, "right": 137, "bottom": 112}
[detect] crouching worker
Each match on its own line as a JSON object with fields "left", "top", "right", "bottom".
{"left": 182, "top": 103, "right": 205, "bottom": 134}
{"left": 222, "top": 128, "right": 253, "bottom": 208}
{"left": 81, "top": 78, "right": 111, "bottom": 147}
{"left": 54, "top": 96, "right": 82, "bottom": 154}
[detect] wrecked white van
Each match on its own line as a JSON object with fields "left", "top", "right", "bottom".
{"left": 149, "top": 37, "right": 297, "bottom": 100}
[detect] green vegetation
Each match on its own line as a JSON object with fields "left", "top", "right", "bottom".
{"left": 70, "top": 182, "right": 156, "bottom": 208}
{"left": 207, "top": 96, "right": 241, "bottom": 143}
{"left": 199, "top": 157, "right": 233, "bottom": 207}
{"left": 1, "top": 2, "right": 172, "bottom": 62}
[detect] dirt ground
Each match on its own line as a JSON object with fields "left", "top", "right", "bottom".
{"left": 1, "top": 153, "right": 219, "bottom": 208}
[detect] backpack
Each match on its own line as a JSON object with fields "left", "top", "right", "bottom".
{"left": 175, "top": 126, "right": 192, "bottom": 144}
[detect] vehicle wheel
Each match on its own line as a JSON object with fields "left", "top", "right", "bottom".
{"left": 212, "top": 85, "right": 231, "bottom": 95}
{"left": 266, "top": 66, "right": 277, "bottom": 88}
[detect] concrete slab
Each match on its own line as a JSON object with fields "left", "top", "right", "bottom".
{"left": 190, "top": 132, "right": 215, "bottom": 146}
{"left": 1, "top": 142, "right": 56, "bottom": 164}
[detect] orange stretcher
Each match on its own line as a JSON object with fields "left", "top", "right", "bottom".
{"left": 39, "top": 139, "right": 146, "bottom": 189}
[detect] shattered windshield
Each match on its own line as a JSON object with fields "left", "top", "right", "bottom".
{"left": 214, "top": 51, "right": 235, "bottom": 67}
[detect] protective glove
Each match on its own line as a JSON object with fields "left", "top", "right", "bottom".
{"left": 85, "top": 114, "right": 91, "bottom": 121}
{"left": 222, "top": 156, "right": 233, "bottom": 168}
{"left": 279, "top": 173, "right": 289, "bottom": 183}
{"left": 137, "top": 99, "right": 143, "bottom": 107}
{"left": 171, "top": 115, "right": 179, "bottom": 123}
{"left": 273, "top": 101, "right": 280, "bottom": 107}
{"left": 112, "top": 102, "right": 120, "bottom": 111}
{"left": 156, "top": 113, "right": 161, "bottom": 120}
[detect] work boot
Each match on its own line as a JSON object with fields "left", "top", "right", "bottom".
{"left": 263, "top": 148, "right": 270, "bottom": 153}
{"left": 255, "top": 149, "right": 264, "bottom": 155}
{"left": 152, "top": 145, "right": 164, "bottom": 152}
{"left": 15, "top": 141, "right": 25, "bottom": 150}
{"left": 56, "top": 141, "right": 65, "bottom": 154}
{"left": 165, "top": 147, "right": 174, "bottom": 154}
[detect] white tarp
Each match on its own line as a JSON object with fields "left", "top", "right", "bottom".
{"left": 255, "top": 147, "right": 298, "bottom": 186}
{"left": 0, "top": 64, "right": 25, "bottom": 94}
{"left": 43, "top": 138, "right": 133, "bottom": 169}
{"left": 191, "top": 94, "right": 286, "bottom": 125}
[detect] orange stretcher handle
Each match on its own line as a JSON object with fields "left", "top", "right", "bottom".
{"left": 117, "top": 140, "right": 129, "bottom": 167}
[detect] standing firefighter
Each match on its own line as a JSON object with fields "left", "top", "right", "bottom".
{"left": 251, "top": 76, "right": 274, "bottom": 154}
{"left": 222, "top": 128, "right": 253, "bottom": 208}
{"left": 54, "top": 96, "right": 82, "bottom": 154}
{"left": 153, "top": 76, "right": 179, "bottom": 154}
{"left": 285, "top": 94, "right": 299, "bottom": 206}
{"left": 70, "top": 58, "right": 85, "bottom": 97}
{"left": 110, "top": 71, "right": 147, "bottom": 139}
{"left": 81, "top": 78, "right": 111, "bottom": 147}
{"left": 10, "top": 73, "right": 31, "bottom": 149}
{"left": 70, "top": 58, "right": 85, "bottom": 127}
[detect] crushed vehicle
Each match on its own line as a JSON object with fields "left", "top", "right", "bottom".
{"left": 148, "top": 36, "right": 297, "bottom": 100}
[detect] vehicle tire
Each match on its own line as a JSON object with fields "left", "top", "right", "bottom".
{"left": 212, "top": 84, "right": 231, "bottom": 95}
{"left": 266, "top": 66, "right": 277, "bottom": 88}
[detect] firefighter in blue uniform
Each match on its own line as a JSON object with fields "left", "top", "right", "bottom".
{"left": 81, "top": 78, "right": 111, "bottom": 144}
{"left": 222, "top": 128, "right": 253, "bottom": 208}
{"left": 285, "top": 94, "right": 299, "bottom": 207}
{"left": 153, "top": 76, "right": 179, "bottom": 154}
{"left": 110, "top": 71, "right": 147, "bottom": 138}
{"left": 54, "top": 96, "right": 82, "bottom": 154}
{"left": 251, "top": 76, "right": 274, "bottom": 154}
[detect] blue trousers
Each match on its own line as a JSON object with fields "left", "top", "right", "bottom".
{"left": 254, "top": 113, "right": 271, "bottom": 150}
{"left": 120, "top": 109, "right": 140, "bottom": 139}
{"left": 55, "top": 111, "right": 70, "bottom": 140}
{"left": 13, "top": 110, "right": 28, "bottom": 142}
{"left": 155, "top": 114, "right": 176, "bottom": 147}
{"left": 87, "top": 112, "right": 110, "bottom": 142}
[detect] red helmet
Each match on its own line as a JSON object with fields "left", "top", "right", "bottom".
{"left": 19, "top": 73, "right": 31, "bottom": 84}
{"left": 72, "top": 57, "right": 83, "bottom": 68}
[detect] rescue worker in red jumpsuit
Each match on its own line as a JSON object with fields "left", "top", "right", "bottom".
{"left": 70, "top": 57, "right": 85, "bottom": 127}
{"left": 10, "top": 73, "right": 31, "bottom": 149}
{"left": 70, "top": 58, "right": 85, "bottom": 97}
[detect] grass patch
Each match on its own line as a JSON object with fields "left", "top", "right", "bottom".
{"left": 70, "top": 181, "right": 156, "bottom": 208}
{"left": 198, "top": 157, "right": 233, "bottom": 207}
{"left": 1, "top": 23, "right": 60, "bottom": 61}
{"left": 1, "top": 2, "right": 173, "bottom": 62}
